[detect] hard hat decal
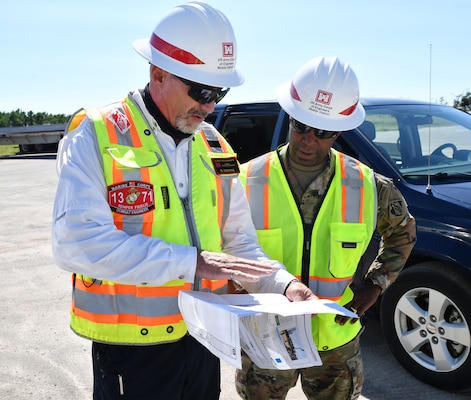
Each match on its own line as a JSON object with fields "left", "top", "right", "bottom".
{"left": 218, "top": 42, "right": 235, "bottom": 72}
{"left": 339, "top": 101, "right": 358, "bottom": 116}
{"left": 151, "top": 33, "right": 204, "bottom": 65}
{"left": 316, "top": 90, "right": 332, "bottom": 105}
{"left": 222, "top": 43, "right": 234, "bottom": 57}
{"left": 289, "top": 82, "right": 302, "bottom": 101}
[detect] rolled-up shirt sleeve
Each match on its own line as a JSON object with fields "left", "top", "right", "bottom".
{"left": 52, "top": 121, "right": 197, "bottom": 286}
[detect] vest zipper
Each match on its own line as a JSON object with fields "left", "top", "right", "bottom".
{"left": 301, "top": 222, "right": 313, "bottom": 285}
{"left": 182, "top": 143, "right": 202, "bottom": 291}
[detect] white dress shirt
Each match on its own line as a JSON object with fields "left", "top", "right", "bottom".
{"left": 52, "top": 90, "right": 294, "bottom": 293}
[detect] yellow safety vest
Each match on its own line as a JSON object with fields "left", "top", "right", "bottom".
{"left": 241, "top": 147, "right": 377, "bottom": 350}
{"left": 67, "top": 96, "right": 239, "bottom": 344}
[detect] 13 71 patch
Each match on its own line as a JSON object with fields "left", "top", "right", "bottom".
{"left": 108, "top": 181, "right": 155, "bottom": 215}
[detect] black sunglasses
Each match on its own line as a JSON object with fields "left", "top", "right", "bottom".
{"left": 290, "top": 118, "right": 339, "bottom": 139}
{"left": 176, "top": 76, "right": 230, "bottom": 104}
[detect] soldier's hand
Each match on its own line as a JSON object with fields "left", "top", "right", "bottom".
{"left": 195, "top": 250, "right": 278, "bottom": 282}
{"left": 335, "top": 279, "right": 382, "bottom": 325}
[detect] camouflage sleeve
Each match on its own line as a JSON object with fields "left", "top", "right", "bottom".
{"left": 364, "top": 173, "right": 416, "bottom": 292}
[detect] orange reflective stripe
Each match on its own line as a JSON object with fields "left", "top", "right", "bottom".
{"left": 122, "top": 102, "right": 142, "bottom": 147}
{"left": 338, "top": 153, "right": 347, "bottom": 222}
{"left": 75, "top": 278, "right": 192, "bottom": 296}
{"left": 356, "top": 159, "right": 364, "bottom": 223}
{"left": 105, "top": 116, "right": 119, "bottom": 145}
{"left": 216, "top": 175, "right": 224, "bottom": 228}
{"left": 263, "top": 156, "right": 270, "bottom": 230}
{"left": 72, "top": 300, "right": 182, "bottom": 326}
{"left": 140, "top": 168, "right": 154, "bottom": 236}
{"left": 66, "top": 109, "right": 87, "bottom": 133}
{"left": 311, "top": 274, "right": 354, "bottom": 282}
{"left": 201, "top": 279, "right": 227, "bottom": 291}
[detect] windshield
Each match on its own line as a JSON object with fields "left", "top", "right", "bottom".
{"left": 358, "top": 104, "right": 471, "bottom": 182}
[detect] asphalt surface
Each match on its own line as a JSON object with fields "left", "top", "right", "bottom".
{"left": 1, "top": 153, "right": 470, "bottom": 400}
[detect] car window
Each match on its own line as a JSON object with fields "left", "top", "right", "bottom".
{"left": 218, "top": 114, "right": 278, "bottom": 163}
{"left": 360, "top": 114, "right": 401, "bottom": 165}
{"left": 359, "top": 104, "right": 471, "bottom": 181}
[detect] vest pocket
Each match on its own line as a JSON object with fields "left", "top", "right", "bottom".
{"left": 255, "top": 228, "right": 283, "bottom": 262}
{"left": 329, "top": 222, "right": 367, "bottom": 278}
{"left": 105, "top": 145, "right": 162, "bottom": 168}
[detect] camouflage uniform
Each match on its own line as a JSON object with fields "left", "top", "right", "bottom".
{"left": 236, "top": 147, "right": 416, "bottom": 399}
{"left": 236, "top": 336, "right": 363, "bottom": 400}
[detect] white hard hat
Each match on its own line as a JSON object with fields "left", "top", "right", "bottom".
{"left": 133, "top": 1, "right": 244, "bottom": 88}
{"left": 277, "top": 56, "right": 365, "bottom": 131}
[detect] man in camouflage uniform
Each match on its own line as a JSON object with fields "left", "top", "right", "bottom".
{"left": 234, "top": 56, "right": 416, "bottom": 400}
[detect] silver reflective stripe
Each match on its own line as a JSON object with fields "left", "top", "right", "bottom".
{"left": 74, "top": 289, "right": 181, "bottom": 317}
{"left": 370, "top": 169, "right": 378, "bottom": 228}
{"left": 200, "top": 125, "right": 232, "bottom": 230}
{"left": 106, "top": 106, "right": 134, "bottom": 147}
{"left": 200, "top": 125, "right": 222, "bottom": 151}
{"left": 121, "top": 167, "right": 146, "bottom": 235}
{"left": 341, "top": 155, "right": 362, "bottom": 223}
{"left": 309, "top": 278, "right": 349, "bottom": 299}
{"left": 245, "top": 154, "right": 270, "bottom": 229}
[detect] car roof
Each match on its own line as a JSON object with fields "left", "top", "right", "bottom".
{"left": 360, "top": 97, "right": 434, "bottom": 107}
{"left": 214, "top": 97, "right": 439, "bottom": 110}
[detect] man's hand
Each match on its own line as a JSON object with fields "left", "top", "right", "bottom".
{"left": 195, "top": 250, "right": 278, "bottom": 282}
{"left": 335, "top": 279, "right": 382, "bottom": 325}
{"left": 284, "top": 281, "right": 318, "bottom": 302}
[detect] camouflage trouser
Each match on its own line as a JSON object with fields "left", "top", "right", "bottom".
{"left": 235, "top": 335, "right": 363, "bottom": 400}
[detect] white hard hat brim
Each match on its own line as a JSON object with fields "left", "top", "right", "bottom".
{"left": 132, "top": 38, "right": 245, "bottom": 88}
{"left": 277, "top": 81, "right": 366, "bottom": 132}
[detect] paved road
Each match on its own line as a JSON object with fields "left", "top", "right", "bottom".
{"left": 0, "top": 154, "right": 469, "bottom": 399}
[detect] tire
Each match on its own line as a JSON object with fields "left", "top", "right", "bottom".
{"left": 380, "top": 262, "right": 471, "bottom": 392}
{"left": 19, "top": 144, "right": 32, "bottom": 153}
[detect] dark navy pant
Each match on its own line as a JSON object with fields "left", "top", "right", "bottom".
{"left": 92, "top": 335, "right": 220, "bottom": 399}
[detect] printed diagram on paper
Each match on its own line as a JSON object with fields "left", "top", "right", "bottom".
{"left": 178, "top": 292, "right": 357, "bottom": 370}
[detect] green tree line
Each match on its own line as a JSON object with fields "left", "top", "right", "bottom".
{"left": 0, "top": 109, "right": 70, "bottom": 127}
{"left": 1, "top": 92, "right": 469, "bottom": 128}
{"left": 454, "top": 92, "right": 471, "bottom": 112}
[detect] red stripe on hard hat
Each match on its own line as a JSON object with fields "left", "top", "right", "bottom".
{"left": 339, "top": 101, "right": 358, "bottom": 116}
{"left": 290, "top": 82, "right": 302, "bottom": 101}
{"left": 150, "top": 33, "right": 205, "bottom": 65}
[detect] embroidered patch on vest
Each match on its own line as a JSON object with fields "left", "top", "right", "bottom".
{"left": 108, "top": 181, "right": 155, "bottom": 215}
{"left": 211, "top": 157, "right": 240, "bottom": 175}
{"left": 108, "top": 109, "right": 131, "bottom": 134}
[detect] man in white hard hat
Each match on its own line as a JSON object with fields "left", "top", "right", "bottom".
{"left": 51, "top": 3, "right": 315, "bottom": 399}
{"left": 235, "top": 56, "right": 416, "bottom": 399}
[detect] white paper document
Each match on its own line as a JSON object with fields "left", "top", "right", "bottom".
{"left": 178, "top": 291, "right": 357, "bottom": 370}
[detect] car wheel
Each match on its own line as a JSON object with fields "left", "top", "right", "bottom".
{"left": 19, "top": 144, "right": 32, "bottom": 153}
{"left": 380, "top": 261, "right": 471, "bottom": 392}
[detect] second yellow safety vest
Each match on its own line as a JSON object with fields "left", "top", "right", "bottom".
{"left": 241, "top": 147, "right": 377, "bottom": 350}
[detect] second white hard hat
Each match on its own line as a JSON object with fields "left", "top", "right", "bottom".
{"left": 277, "top": 56, "right": 365, "bottom": 131}
{"left": 133, "top": 1, "right": 244, "bottom": 88}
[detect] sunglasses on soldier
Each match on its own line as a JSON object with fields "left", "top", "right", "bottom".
{"left": 289, "top": 117, "right": 339, "bottom": 139}
{"left": 176, "top": 76, "right": 230, "bottom": 104}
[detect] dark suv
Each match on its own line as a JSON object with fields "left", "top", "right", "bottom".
{"left": 207, "top": 98, "right": 471, "bottom": 392}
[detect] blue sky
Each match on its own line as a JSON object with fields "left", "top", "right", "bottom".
{"left": 0, "top": 0, "right": 469, "bottom": 114}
